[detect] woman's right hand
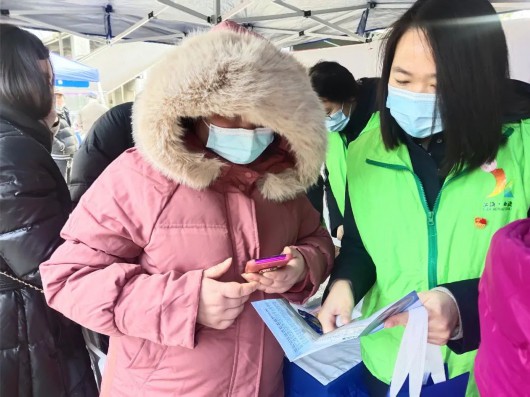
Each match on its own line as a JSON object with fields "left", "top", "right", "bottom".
{"left": 197, "top": 258, "right": 258, "bottom": 330}
{"left": 318, "top": 279, "right": 354, "bottom": 333}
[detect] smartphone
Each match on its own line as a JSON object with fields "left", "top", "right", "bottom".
{"left": 244, "top": 254, "right": 292, "bottom": 274}
{"left": 297, "top": 309, "right": 323, "bottom": 335}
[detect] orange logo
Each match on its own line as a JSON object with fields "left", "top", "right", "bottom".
{"left": 481, "top": 160, "right": 513, "bottom": 198}
{"left": 474, "top": 217, "right": 487, "bottom": 229}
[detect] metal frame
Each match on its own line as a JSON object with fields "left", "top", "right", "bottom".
{"left": 77, "top": 6, "right": 173, "bottom": 61}
{"left": 272, "top": 1, "right": 366, "bottom": 42}
{"left": 231, "top": 4, "right": 368, "bottom": 24}
{"left": 305, "top": 32, "right": 368, "bottom": 42}
{"left": 107, "top": 6, "right": 169, "bottom": 45}
{"left": 124, "top": 33, "right": 185, "bottom": 43}
{"left": 118, "top": 15, "right": 186, "bottom": 35}
{"left": 221, "top": 0, "right": 257, "bottom": 21}
{"left": 273, "top": 9, "right": 365, "bottom": 47}
{"left": 157, "top": 0, "right": 211, "bottom": 23}
{"left": 2, "top": 13, "right": 107, "bottom": 43}
{"left": 2, "top": 0, "right": 529, "bottom": 49}
{"left": 8, "top": 7, "right": 96, "bottom": 16}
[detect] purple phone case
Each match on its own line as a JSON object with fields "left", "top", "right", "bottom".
{"left": 255, "top": 254, "right": 288, "bottom": 265}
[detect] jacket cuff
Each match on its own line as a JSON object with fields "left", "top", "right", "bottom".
{"left": 159, "top": 269, "right": 203, "bottom": 349}
{"left": 281, "top": 246, "right": 322, "bottom": 303}
{"left": 432, "top": 286, "right": 463, "bottom": 340}
{"left": 439, "top": 278, "right": 480, "bottom": 354}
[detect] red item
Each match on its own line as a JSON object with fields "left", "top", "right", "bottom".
{"left": 474, "top": 217, "right": 487, "bottom": 229}
{"left": 245, "top": 254, "right": 292, "bottom": 274}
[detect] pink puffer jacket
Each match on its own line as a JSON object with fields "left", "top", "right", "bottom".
{"left": 475, "top": 219, "right": 530, "bottom": 396}
{"left": 40, "top": 26, "right": 333, "bottom": 397}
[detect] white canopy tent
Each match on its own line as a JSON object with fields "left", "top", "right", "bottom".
{"left": 1, "top": 0, "right": 529, "bottom": 49}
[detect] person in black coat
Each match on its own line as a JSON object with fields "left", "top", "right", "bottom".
{"left": 0, "top": 24, "right": 97, "bottom": 397}
{"left": 69, "top": 102, "right": 134, "bottom": 207}
{"left": 52, "top": 119, "right": 79, "bottom": 182}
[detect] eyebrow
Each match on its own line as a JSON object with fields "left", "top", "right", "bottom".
{"left": 392, "top": 66, "right": 412, "bottom": 76}
{"left": 392, "top": 66, "right": 436, "bottom": 78}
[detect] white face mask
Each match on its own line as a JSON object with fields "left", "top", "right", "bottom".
{"left": 325, "top": 104, "right": 350, "bottom": 132}
{"left": 205, "top": 122, "right": 275, "bottom": 164}
{"left": 386, "top": 85, "right": 443, "bottom": 138}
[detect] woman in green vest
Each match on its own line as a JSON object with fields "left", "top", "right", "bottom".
{"left": 308, "top": 62, "right": 378, "bottom": 240}
{"left": 318, "top": 0, "right": 530, "bottom": 395}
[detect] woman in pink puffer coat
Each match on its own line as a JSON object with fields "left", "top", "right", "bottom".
{"left": 475, "top": 219, "right": 530, "bottom": 396}
{"left": 39, "top": 25, "right": 334, "bottom": 397}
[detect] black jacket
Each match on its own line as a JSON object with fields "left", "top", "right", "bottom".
{"left": 52, "top": 120, "right": 78, "bottom": 158}
{"left": 0, "top": 106, "right": 97, "bottom": 396}
{"left": 70, "top": 102, "right": 134, "bottom": 206}
{"left": 326, "top": 79, "right": 530, "bottom": 355}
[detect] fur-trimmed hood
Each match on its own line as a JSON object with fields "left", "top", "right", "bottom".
{"left": 132, "top": 28, "right": 326, "bottom": 202}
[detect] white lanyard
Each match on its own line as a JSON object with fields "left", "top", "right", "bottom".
{"left": 389, "top": 306, "right": 446, "bottom": 397}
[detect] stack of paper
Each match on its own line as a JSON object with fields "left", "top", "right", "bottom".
{"left": 252, "top": 291, "right": 421, "bottom": 385}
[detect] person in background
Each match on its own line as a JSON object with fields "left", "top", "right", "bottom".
{"left": 51, "top": 117, "right": 78, "bottom": 181}
{"left": 40, "top": 22, "right": 334, "bottom": 397}
{"left": 55, "top": 90, "right": 71, "bottom": 126}
{"left": 318, "top": 0, "right": 530, "bottom": 395}
{"left": 69, "top": 101, "right": 133, "bottom": 207}
{"left": 475, "top": 219, "right": 530, "bottom": 397}
{"left": 0, "top": 24, "right": 97, "bottom": 397}
{"left": 76, "top": 91, "right": 108, "bottom": 137}
{"left": 308, "top": 61, "right": 378, "bottom": 240}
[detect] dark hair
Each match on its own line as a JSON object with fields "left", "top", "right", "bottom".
{"left": 309, "top": 61, "right": 358, "bottom": 103}
{"left": 0, "top": 24, "right": 53, "bottom": 120}
{"left": 378, "top": 0, "right": 509, "bottom": 173}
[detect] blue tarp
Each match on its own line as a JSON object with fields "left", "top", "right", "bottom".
{"left": 50, "top": 52, "right": 99, "bottom": 88}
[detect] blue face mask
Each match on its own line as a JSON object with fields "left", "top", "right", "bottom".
{"left": 325, "top": 104, "right": 350, "bottom": 132}
{"left": 205, "top": 122, "right": 275, "bottom": 164}
{"left": 386, "top": 85, "right": 443, "bottom": 138}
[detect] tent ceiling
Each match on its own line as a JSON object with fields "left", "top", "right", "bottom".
{"left": 1, "top": 1, "right": 528, "bottom": 47}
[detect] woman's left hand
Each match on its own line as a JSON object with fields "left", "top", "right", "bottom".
{"left": 384, "top": 290, "right": 460, "bottom": 345}
{"left": 242, "top": 247, "right": 307, "bottom": 294}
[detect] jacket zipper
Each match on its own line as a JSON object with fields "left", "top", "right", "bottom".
{"left": 366, "top": 159, "right": 466, "bottom": 289}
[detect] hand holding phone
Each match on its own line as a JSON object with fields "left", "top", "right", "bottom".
{"left": 241, "top": 247, "right": 307, "bottom": 294}
{"left": 244, "top": 254, "right": 292, "bottom": 274}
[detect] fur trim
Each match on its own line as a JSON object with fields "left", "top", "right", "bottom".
{"left": 133, "top": 29, "right": 326, "bottom": 202}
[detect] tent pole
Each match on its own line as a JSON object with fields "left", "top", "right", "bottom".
{"left": 58, "top": 32, "right": 64, "bottom": 56}
{"left": 107, "top": 6, "right": 169, "bottom": 45}
{"left": 8, "top": 14, "right": 107, "bottom": 43}
{"left": 98, "top": 82, "right": 107, "bottom": 107}
{"left": 78, "top": 6, "right": 171, "bottom": 62}
{"left": 231, "top": 4, "right": 366, "bottom": 24}
{"left": 124, "top": 33, "right": 184, "bottom": 43}
{"left": 157, "top": 0, "right": 210, "bottom": 23}
{"left": 272, "top": 0, "right": 365, "bottom": 42}
{"left": 215, "top": 0, "right": 221, "bottom": 23}
{"left": 231, "top": 12, "right": 301, "bottom": 23}
{"left": 273, "top": 10, "right": 363, "bottom": 47}
{"left": 305, "top": 32, "right": 368, "bottom": 42}
{"left": 221, "top": 0, "right": 257, "bottom": 21}
{"left": 10, "top": 7, "right": 96, "bottom": 16}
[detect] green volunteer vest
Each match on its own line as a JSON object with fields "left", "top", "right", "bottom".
{"left": 347, "top": 113, "right": 530, "bottom": 396}
{"left": 325, "top": 116, "right": 382, "bottom": 216}
{"left": 325, "top": 131, "right": 348, "bottom": 216}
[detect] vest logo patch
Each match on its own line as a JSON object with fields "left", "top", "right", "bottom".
{"left": 474, "top": 217, "right": 488, "bottom": 229}
{"left": 481, "top": 160, "right": 513, "bottom": 211}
